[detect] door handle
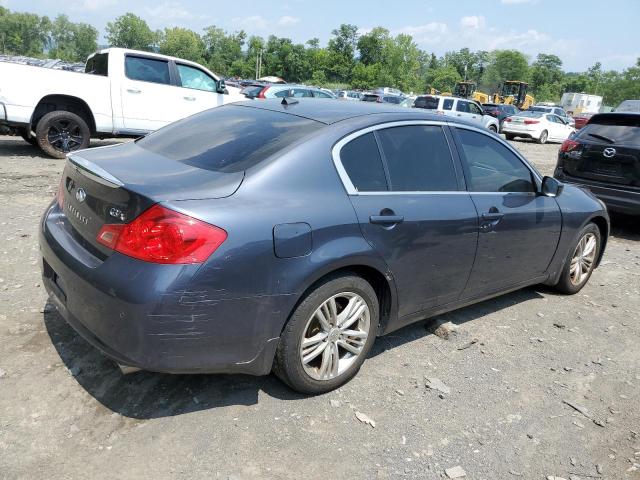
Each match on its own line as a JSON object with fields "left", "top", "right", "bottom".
{"left": 184, "top": 96, "right": 196, "bottom": 101}
{"left": 481, "top": 212, "right": 504, "bottom": 221}
{"left": 370, "top": 215, "right": 404, "bottom": 225}
{"left": 457, "top": 113, "right": 463, "bottom": 116}
{"left": 127, "top": 88, "right": 141, "bottom": 94}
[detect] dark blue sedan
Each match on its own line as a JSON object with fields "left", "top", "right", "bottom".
{"left": 40, "top": 99, "right": 609, "bottom": 394}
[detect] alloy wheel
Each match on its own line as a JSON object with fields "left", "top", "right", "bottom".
{"left": 569, "top": 232, "right": 597, "bottom": 286}
{"left": 47, "top": 119, "right": 85, "bottom": 153}
{"left": 299, "top": 292, "right": 370, "bottom": 381}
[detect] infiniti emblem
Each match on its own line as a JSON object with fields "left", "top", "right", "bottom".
{"left": 75, "top": 188, "right": 87, "bottom": 203}
{"left": 603, "top": 147, "right": 616, "bottom": 158}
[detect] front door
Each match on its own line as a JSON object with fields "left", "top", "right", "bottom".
{"left": 452, "top": 127, "right": 562, "bottom": 297}
{"left": 174, "top": 63, "right": 226, "bottom": 117}
{"left": 336, "top": 124, "right": 479, "bottom": 320}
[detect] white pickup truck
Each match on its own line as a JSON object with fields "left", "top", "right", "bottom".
{"left": 0, "top": 48, "right": 244, "bottom": 158}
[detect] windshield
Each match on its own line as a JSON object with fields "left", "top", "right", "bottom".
{"left": 414, "top": 96, "right": 439, "bottom": 109}
{"left": 136, "top": 105, "right": 321, "bottom": 172}
{"left": 577, "top": 119, "right": 640, "bottom": 145}
{"left": 515, "top": 111, "right": 544, "bottom": 118}
{"left": 529, "top": 106, "right": 551, "bottom": 113}
{"left": 502, "top": 83, "right": 520, "bottom": 96}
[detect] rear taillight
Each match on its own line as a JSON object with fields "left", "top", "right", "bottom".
{"left": 257, "top": 86, "right": 269, "bottom": 99}
{"left": 524, "top": 119, "right": 540, "bottom": 125}
{"left": 56, "top": 176, "right": 64, "bottom": 209}
{"left": 560, "top": 139, "right": 580, "bottom": 153}
{"left": 96, "top": 204, "right": 227, "bottom": 264}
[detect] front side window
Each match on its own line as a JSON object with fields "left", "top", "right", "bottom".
{"left": 456, "top": 101, "right": 469, "bottom": 113}
{"left": 377, "top": 126, "right": 458, "bottom": 192}
{"left": 313, "top": 90, "right": 333, "bottom": 98}
{"left": 469, "top": 102, "right": 483, "bottom": 115}
{"left": 125, "top": 56, "right": 170, "bottom": 85}
{"left": 456, "top": 128, "right": 536, "bottom": 193}
{"left": 292, "top": 88, "right": 313, "bottom": 98}
{"left": 177, "top": 64, "right": 216, "bottom": 92}
{"left": 339, "top": 133, "right": 388, "bottom": 192}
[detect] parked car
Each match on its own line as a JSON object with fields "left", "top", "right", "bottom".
{"left": 502, "top": 111, "right": 576, "bottom": 144}
{"left": 361, "top": 93, "right": 404, "bottom": 104}
{"left": 529, "top": 105, "right": 576, "bottom": 127}
{"left": 337, "top": 90, "right": 363, "bottom": 101}
{"left": 614, "top": 100, "right": 640, "bottom": 113}
{"left": 240, "top": 83, "right": 268, "bottom": 98}
{"left": 414, "top": 95, "right": 500, "bottom": 132}
{"left": 554, "top": 112, "right": 640, "bottom": 215}
{"left": 0, "top": 48, "right": 244, "bottom": 158}
{"left": 573, "top": 112, "right": 595, "bottom": 130}
{"left": 482, "top": 103, "right": 520, "bottom": 130}
{"left": 399, "top": 96, "right": 416, "bottom": 108}
{"left": 39, "top": 99, "right": 609, "bottom": 394}
{"left": 253, "top": 84, "right": 336, "bottom": 99}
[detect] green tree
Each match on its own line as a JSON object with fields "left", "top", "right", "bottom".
{"left": 159, "top": 27, "right": 204, "bottom": 63}
{"left": 106, "top": 13, "right": 157, "bottom": 51}
{"left": 49, "top": 14, "right": 97, "bottom": 61}
{"left": 0, "top": 8, "right": 51, "bottom": 56}
{"left": 357, "top": 27, "right": 389, "bottom": 66}
{"left": 202, "top": 26, "right": 245, "bottom": 76}
{"left": 485, "top": 49, "right": 530, "bottom": 88}
{"left": 327, "top": 24, "right": 358, "bottom": 82}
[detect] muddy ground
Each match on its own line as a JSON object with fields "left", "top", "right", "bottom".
{"left": 0, "top": 135, "right": 638, "bottom": 480}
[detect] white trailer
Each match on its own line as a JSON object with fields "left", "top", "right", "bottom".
{"left": 560, "top": 92, "right": 603, "bottom": 115}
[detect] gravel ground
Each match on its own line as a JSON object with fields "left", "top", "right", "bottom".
{"left": 0, "top": 135, "right": 639, "bottom": 480}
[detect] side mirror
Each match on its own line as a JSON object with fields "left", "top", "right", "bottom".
{"left": 216, "top": 79, "right": 226, "bottom": 94}
{"left": 541, "top": 176, "right": 564, "bottom": 197}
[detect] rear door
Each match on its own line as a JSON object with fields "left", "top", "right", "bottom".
{"left": 121, "top": 54, "right": 181, "bottom": 131}
{"left": 335, "top": 123, "right": 478, "bottom": 320}
{"left": 452, "top": 126, "right": 561, "bottom": 296}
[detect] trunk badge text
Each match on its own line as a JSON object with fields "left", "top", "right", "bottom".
{"left": 109, "top": 207, "right": 126, "bottom": 222}
{"left": 66, "top": 203, "right": 89, "bottom": 225}
{"left": 75, "top": 188, "right": 86, "bottom": 203}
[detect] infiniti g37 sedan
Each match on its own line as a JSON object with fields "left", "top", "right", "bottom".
{"left": 40, "top": 99, "right": 609, "bottom": 394}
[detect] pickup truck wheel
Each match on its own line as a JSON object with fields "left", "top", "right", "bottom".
{"left": 36, "top": 111, "right": 90, "bottom": 159}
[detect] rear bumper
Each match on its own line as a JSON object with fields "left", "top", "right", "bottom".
{"left": 39, "top": 202, "right": 284, "bottom": 375}
{"left": 502, "top": 126, "right": 536, "bottom": 139}
{"left": 555, "top": 170, "right": 640, "bottom": 215}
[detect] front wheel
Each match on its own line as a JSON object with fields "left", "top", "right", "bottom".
{"left": 488, "top": 124, "right": 497, "bottom": 133}
{"left": 36, "top": 110, "right": 90, "bottom": 159}
{"left": 273, "top": 274, "right": 379, "bottom": 394}
{"left": 552, "top": 223, "right": 601, "bottom": 294}
{"left": 537, "top": 130, "right": 548, "bottom": 144}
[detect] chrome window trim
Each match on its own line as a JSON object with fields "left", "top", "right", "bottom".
{"left": 332, "top": 120, "right": 542, "bottom": 196}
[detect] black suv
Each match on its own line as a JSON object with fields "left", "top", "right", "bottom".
{"left": 554, "top": 113, "right": 640, "bottom": 215}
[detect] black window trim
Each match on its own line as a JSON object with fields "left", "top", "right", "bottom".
{"left": 332, "top": 120, "right": 466, "bottom": 195}
{"left": 124, "top": 53, "right": 176, "bottom": 86}
{"left": 450, "top": 124, "right": 543, "bottom": 194}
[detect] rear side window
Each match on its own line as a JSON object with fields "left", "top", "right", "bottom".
{"left": 377, "top": 126, "right": 458, "bottom": 192}
{"left": 577, "top": 120, "right": 640, "bottom": 145}
{"left": 125, "top": 56, "right": 170, "bottom": 85}
{"left": 339, "top": 133, "right": 388, "bottom": 192}
{"left": 442, "top": 99, "right": 454, "bottom": 110}
{"left": 456, "top": 128, "right": 535, "bottom": 193}
{"left": 414, "top": 96, "right": 439, "bottom": 109}
{"left": 137, "top": 105, "right": 321, "bottom": 172}
{"left": 85, "top": 53, "right": 108, "bottom": 76}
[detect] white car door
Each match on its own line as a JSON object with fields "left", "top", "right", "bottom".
{"left": 454, "top": 100, "right": 476, "bottom": 123}
{"left": 121, "top": 55, "right": 183, "bottom": 132}
{"left": 547, "top": 115, "right": 565, "bottom": 141}
{"left": 174, "top": 63, "right": 227, "bottom": 118}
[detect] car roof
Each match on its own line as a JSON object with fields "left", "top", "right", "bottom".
{"left": 232, "top": 98, "right": 468, "bottom": 125}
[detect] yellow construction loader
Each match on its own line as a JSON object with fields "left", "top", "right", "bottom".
{"left": 453, "top": 81, "right": 490, "bottom": 104}
{"left": 492, "top": 81, "right": 534, "bottom": 110}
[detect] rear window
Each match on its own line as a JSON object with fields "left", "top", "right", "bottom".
{"left": 85, "top": 53, "right": 108, "bottom": 76}
{"left": 362, "top": 94, "right": 379, "bottom": 102}
{"left": 125, "top": 56, "right": 170, "bottom": 85}
{"left": 136, "top": 106, "right": 321, "bottom": 172}
{"left": 577, "top": 118, "right": 640, "bottom": 146}
{"left": 414, "top": 96, "right": 439, "bottom": 110}
{"left": 516, "top": 111, "right": 544, "bottom": 118}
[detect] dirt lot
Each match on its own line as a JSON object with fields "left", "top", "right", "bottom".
{"left": 0, "top": 135, "right": 638, "bottom": 480}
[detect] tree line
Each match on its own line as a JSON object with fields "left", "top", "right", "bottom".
{"left": 1, "top": 7, "right": 639, "bottom": 106}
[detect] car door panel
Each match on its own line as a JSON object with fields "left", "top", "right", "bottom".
{"left": 453, "top": 127, "right": 562, "bottom": 296}
{"left": 335, "top": 126, "right": 479, "bottom": 319}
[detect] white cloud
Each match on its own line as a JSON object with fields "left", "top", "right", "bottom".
{"left": 276, "top": 15, "right": 300, "bottom": 27}
{"left": 460, "top": 15, "right": 485, "bottom": 30}
{"left": 231, "top": 15, "right": 269, "bottom": 31}
{"left": 501, "top": 0, "right": 533, "bottom": 4}
{"left": 394, "top": 22, "right": 449, "bottom": 44}
{"left": 145, "top": 1, "right": 194, "bottom": 21}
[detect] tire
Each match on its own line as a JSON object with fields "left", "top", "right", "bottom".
{"left": 552, "top": 223, "right": 601, "bottom": 295}
{"left": 505, "top": 134, "right": 515, "bottom": 141}
{"left": 19, "top": 128, "right": 38, "bottom": 146}
{"left": 36, "top": 110, "right": 90, "bottom": 159}
{"left": 273, "top": 274, "right": 379, "bottom": 394}
{"left": 537, "top": 130, "right": 548, "bottom": 144}
{"left": 488, "top": 124, "right": 497, "bottom": 133}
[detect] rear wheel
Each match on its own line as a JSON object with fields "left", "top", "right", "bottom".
{"left": 553, "top": 223, "right": 601, "bottom": 294}
{"left": 273, "top": 274, "right": 379, "bottom": 394}
{"left": 488, "top": 124, "right": 497, "bottom": 133}
{"left": 36, "top": 110, "right": 90, "bottom": 159}
{"left": 537, "top": 130, "right": 548, "bottom": 144}
{"left": 505, "top": 133, "right": 515, "bottom": 141}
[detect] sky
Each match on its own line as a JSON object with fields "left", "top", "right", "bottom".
{"left": 3, "top": 0, "right": 639, "bottom": 71}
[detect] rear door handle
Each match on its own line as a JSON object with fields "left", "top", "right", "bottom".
{"left": 370, "top": 215, "right": 404, "bottom": 225}
{"left": 127, "top": 88, "right": 142, "bottom": 94}
{"left": 184, "top": 96, "right": 196, "bottom": 101}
